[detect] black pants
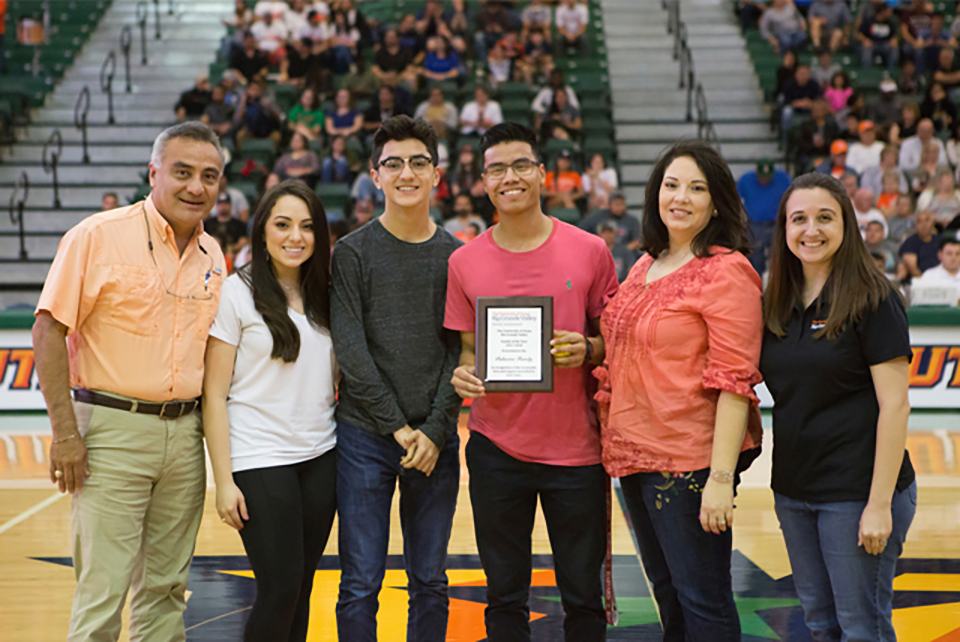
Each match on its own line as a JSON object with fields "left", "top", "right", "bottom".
{"left": 466, "top": 431, "right": 607, "bottom": 642}
{"left": 233, "top": 449, "right": 337, "bottom": 642}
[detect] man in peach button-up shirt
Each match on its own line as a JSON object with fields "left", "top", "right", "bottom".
{"left": 33, "top": 122, "right": 226, "bottom": 642}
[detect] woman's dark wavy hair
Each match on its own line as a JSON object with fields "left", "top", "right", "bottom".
{"left": 238, "top": 179, "right": 331, "bottom": 362}
{"left": 641, "top": 138, "right": 751, "bottom": 259}
{"left": 763, "top": 172, "right": 896, "bottom": 340}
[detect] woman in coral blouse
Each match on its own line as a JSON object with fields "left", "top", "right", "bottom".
{"left": 595, "top": 139, "right": 763, "bottom": 641}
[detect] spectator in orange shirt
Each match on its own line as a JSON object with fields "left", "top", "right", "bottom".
{"left": 544, "top": 150, "right": 585, "bottom": 208}
{"left": 0, "top": 0, "right": 7, "bottom": 75}
{"left": 595, "top": 139, "right": 763, "bottom": 641}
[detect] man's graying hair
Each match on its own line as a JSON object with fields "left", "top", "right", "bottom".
{"left": 150, "top": 121, "right": 225, "bottom": 168}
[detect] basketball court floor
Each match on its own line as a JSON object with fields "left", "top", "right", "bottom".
{"left": 1, "top": 411, "right": 959, "bottom": 641}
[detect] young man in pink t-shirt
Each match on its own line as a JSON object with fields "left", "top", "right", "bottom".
{"left": 445, "top": 123, "right": 618, "bottom": 641}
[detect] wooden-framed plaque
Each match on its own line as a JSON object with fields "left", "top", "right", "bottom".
{"left": 475, "top": 296, "right": 554, "bottom": 393}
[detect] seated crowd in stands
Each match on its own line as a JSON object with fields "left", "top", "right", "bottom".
{"left": 739, "top": 0, "right": 960, "bottom": 300}
{"left": 164, "top": 0, "right": 634, "bottom": 279}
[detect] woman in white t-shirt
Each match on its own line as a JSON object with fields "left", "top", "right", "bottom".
{"left": 202, "top": 179, "right": 337, "bottom": 642}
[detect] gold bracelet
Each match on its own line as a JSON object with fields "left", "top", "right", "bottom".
{"left": 709, "top": 469, "right": 734, "bottom": 484}
{"left": 53, "top": 433, "right": 80, "bottom": 445}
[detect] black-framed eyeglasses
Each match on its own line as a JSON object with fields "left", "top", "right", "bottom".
{"left": 378, "top": 155, "right": 435, "bottom": 174}
{"left": 142, "top": 203, "right": 215, "bottom": 301}
{"left": 482, "top": 158, "right": 540, "bottom": 180}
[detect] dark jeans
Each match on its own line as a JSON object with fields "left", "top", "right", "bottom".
{"left": 774, "top": 482, "right": 917, "bottom": 641}
{"left": 619, "top": 467, "right": 741, "bottom": 642}
{"left": 321, "top": 156, "right": 350, "bottom": 184}
{"left": 232, "top": 450, "right": 338, "bottom": 642}
{"left": 466, "top": 431, "right": 607, "bottom": 642}
{"left": 749, "top": 220, "right": 776, "bottom": 276}
{"left": 335, "top": 421, "right": 460, "bottom": 642}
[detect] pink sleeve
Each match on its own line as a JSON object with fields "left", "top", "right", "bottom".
{"left": 699, "top": 253, "right": 763, "bottom": 403}
{"left": 444, "top": 254, "right": 476, "bottom": 333}
{"left": 587, "top": 242, "right": 619, "bottom": 320}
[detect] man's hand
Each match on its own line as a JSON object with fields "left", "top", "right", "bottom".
{"left": 400, "top": 430, "right": 441, "bottom": 476}
{"left": 550, "top": 330, "right": 587, "bottom": 368}
{"left": 50, "top": 436, "right": 89, "bottom": 494}
{"left": 394, "top": 425, "right": 415, "bottom": 449}
{"left": 452, "top": 365, "right": 485, "bottom": 398}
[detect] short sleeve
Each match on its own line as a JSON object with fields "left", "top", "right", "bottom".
{"left": 36, "top": 223, "right": 106, "bottom": 332}
{"left": 856, "top": 290, "right": 912, "bottom": 366}
{"left": 699, "top": 253, "right": 764, "bottom": 403}
{"left": 209, "top": 277, "right": 245, "bottom": 347}
{"left": 444, "top": 252, "right": 476, "bottom": 333}
{"left": 587, "top": 241, "right": 619, "bottom": 319}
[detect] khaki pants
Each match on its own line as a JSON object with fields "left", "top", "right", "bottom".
{"left": 67, "top": 398, "right": 206, "bottom": 642}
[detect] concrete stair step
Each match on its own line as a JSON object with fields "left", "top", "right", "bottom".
{"left": 0, "top": 164, "right": 144, "bottom": 183}
{"left": 0, "top": 262, "right": 52, "bottom": 285}
{"left": 0, "top": 236, "right": 64, "bottom": 259}
{"left": 614, "top": 104, "right": 769, "bottom": 121}
{"left": 66, "top": 66, "right": 208, "bottom": 80}
{"left": 619, "top": 141, "right": 781, "bottom": 162}
{"left": 616, "top": 122, "right": 773, "bottom": 140}
{"left": 0, "top": 211, "right": 98, "bottom": 233}
{"left": 57, "top": 79, "right": 216, "bottom": 93}
{"left": 34, "top": 109, "right": 178, "bottom": 124}
{"left": 2, "top": 144, "right": 153, "bottom": 163}
{"left": 44, "top": 90, "right": 201, "bottom": 109}
{"left": 613, "top": 88, "right": 760, "bottom": 106}
{"left": 2, "top": 187, "right": 141, "bottom": 209}
{"left": 610, "top": 75, "right": 758, "bottom": 91}
{"left": 21, "top": 126, "right": 165, "bottom": 144}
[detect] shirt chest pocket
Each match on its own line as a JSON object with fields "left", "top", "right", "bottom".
{"left": 193, "top": 272, "right": 223, "bottom": 339}
{"left": 103, "top": 265, "right": 163, "bottom": 336}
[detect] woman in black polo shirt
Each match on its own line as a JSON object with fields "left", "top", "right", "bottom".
{"left": 760, "top": 172, "right": 916, "bottom": 642}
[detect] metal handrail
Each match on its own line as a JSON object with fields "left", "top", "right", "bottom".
{"left": 74, "top": 86, "right": 91, "bottom": 164}
{"left": 667, "top": 0, "right": 679, "bottom": 36}
{"left": 673, "top": 21, "right": 687, "bottom": 61}
{"left": 136, "top": 1, "right": 149, "bottom": 64}
{"left": 153, "top": 0, "right": 162, "bottom": 39}
{"left": 42, "top": 130, "right": 63, "bottom": 209}
{"left": 120, "top": 26, "right": 133, "bottom": 92}
{"left": 8, "top": 172, "right": 29, "bottom": 260}
{"left": 101, "top": 50, "right": 117, "bottom": 125}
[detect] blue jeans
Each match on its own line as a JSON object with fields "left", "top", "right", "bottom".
{"left": 774, "top": 482, "right": 917, "bottom": 642}
{"left": 327, "top": 45, "right": 355, "bottom": 75}
{"left": 619, "top": 467, "right": 742, "bottom": 642}
{"left": 322, "top": 156, "right": 350, "bottom": 184}
{"left": 335, "top": 421, "right": 459, "bottom": 642}
{"left": 860, "top": 41, "right": 898, "bottom": 68}
{"left": 466, "top": 431, "right": 607, "bottom": 642}
{"left": 777, "top": 30, "right": 807, "bottom": 53}
{"left": 748, "top": 220, "right": 776, "bottom": 276}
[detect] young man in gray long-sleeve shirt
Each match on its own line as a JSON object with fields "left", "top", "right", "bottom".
{"left": 330, "top": 115, "right": 463, "bottom": 642}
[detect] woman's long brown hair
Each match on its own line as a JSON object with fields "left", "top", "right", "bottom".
{"left": 764, "top": 172, "right": 896, "bottom": 340}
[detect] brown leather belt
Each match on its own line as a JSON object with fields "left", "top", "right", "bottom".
{"left": 73, "top": 388, "right": 200, "bottom": 420}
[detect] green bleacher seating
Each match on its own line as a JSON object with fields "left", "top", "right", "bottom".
{"left": 550, "top": 207, "right": 581, "bottom": 224}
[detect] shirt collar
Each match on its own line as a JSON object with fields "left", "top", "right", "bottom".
{"left": 144, "top": 195, "right": 204, "bottom": 246}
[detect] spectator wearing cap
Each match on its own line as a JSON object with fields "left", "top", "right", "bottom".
{"left": 597, "top": 220, "right": 636, "bottom": 283}
{"left": 796, "top": 97, "right": 840, "bottom": 171}
{"left": 846, "top": 120, "right": 885, "bottom": 175}
{"left": 874, "top": 77, "right": 904, "bottom": 128}
{"left": 809, "top": 0, "right": 852, "bottom": 53}
{"left": 459, "top": 86, "right": 503, "bottom": 136}
{"left": 760, "top": 0, "right": 807, "bottom": 55}
{"left": 857, "top": 1, "right": 898, "bottom": 68}
{"left": 737, "top": 159, "right": 792, "bottom": 276}
{"left": 860, "top": 145, "right": 910, "bottom": 194}
{"left": 900, "top": 118, "right": 948, "bottom": 169}
{"left": 578, "top": 190, "right": 641, "bottom": 253}
{"left": 816, "top": 139, "right": 859, "bottom": 182}
{"left": 175, "top": 75, "right": 213, "bottom": 121}
{"left": 204, "top": 192, "right": 249, "bottom": 253}
{"left": 544, "top": 150, "right": 585, "bottom": 210}
{"left": 781, "top": 64, "right": 822, "bottom": 138}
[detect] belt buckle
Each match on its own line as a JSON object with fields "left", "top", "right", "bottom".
{"left": 159, "top": 401, "right": 172, "bottom": 419}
